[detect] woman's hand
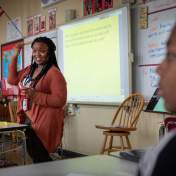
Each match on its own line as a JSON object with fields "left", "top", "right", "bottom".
{"left": 21, "top": 88, "right": 35, "bottom": 100}
{"left": 13, "top": 41, "right": 24, "bottom": 55}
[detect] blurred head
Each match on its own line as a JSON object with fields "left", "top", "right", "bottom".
{"left": 31, "top": 37, "right": 58, "bottom": 68}
{"left": 157, "top": 25, "right": 176, "bottom": 112}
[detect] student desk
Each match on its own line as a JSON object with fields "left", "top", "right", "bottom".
{"left": 0, "top": 122, "right": 28, "bottom": 132}
{"left": 0, "top": 122, "right": 29, "bottom": 165}
{"left": 0, "top": 154, "right": 138, "bottom": 176}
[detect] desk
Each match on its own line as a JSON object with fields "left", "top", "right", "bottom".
{"left": 0, "top": 122, "right": 29, "bottom": 165}
{"left": 0, "top": 122, "right": 28, "bottom": 132}
{"left": 0, "top": 155, "right": 138, "bottom": 176}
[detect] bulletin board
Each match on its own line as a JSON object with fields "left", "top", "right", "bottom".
{"left": 1, "top": 39, "right": 24, "bottom": 80}
{"left": 1, "top": 39, "right": 24, "bottom": 96}
{"left": 132, "top": 0, "right": 176, "bottom": 100}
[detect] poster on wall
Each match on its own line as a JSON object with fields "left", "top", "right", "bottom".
{"left": 83, "top": 0, "right": 113, "bottom": 16}
{"left": 83, "top": 0, "right": 93, "bottom": 16}
{"left": 48, "top": 8, "right": 56, "bottom": 30}
{"left": 26, "top": 16, "right": 33, "bottom": 36}
{"left": 33, "top": 15, "right": 40, "bottom": 34}
{"left": 1, "top": 39, "right": 24, "bottom": 96}
{"left": 39, "top": 15, "right": 46, "bottom": 32}
{"left": 139, "top": 6, "right": 148, "bottom": 29}
{"left": 103, "top": 0, "right": 113, "bottom": 10}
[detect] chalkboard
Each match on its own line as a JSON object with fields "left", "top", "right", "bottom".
{"left": 133, "top": 0, "right": 176, "bottom": 100}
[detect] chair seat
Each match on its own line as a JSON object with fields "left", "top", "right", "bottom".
{"left": 95, "top": 125, "right": 136, "bottom": 132}
{"left": 164, "top": 117, "right": 176, "bottom": 132}
{"left": 103, "top": 131, "right": 130, "bottom": 136}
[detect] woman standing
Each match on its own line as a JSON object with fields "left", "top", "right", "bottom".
{"left": 8, "top": 37, "right": 67, "bottom": 163}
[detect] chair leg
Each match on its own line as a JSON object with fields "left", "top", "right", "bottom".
{"left": 125, "top": 135, "right": 132, "bottom": 149}
{"left": 101, "top": 134, "right": 108, "bottom": 154}
{"left": 108, "top": 136, "right": 113, "bottom": 155}
{"left": 58, "top": 142, "right": 64, "bottom": 159}
{"left": 120, "top": 136, "right": 124, "bottom": 150}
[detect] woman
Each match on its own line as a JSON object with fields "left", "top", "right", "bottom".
{"left": 8, "top": 37, "right": 67, "bottom": 163}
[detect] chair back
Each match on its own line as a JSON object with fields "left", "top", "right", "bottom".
{"left": 111, "top": 93, "right": 144, "bottom": 129}
{"left": 8, "top": 101, "right": 18, "bottom": 122}
{"left": 0, "top": 103, "right": 11, "bottom": 121}
{"left": 164, "top": 117, "right": 176, "bottom": 132}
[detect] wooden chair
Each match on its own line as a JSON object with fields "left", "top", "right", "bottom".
{"left": 8, "top": 101, "right": 18, "bottom": 122}
{"left": 8, "top": 101, "right": 18, "bottom": 141}
{"left": 0, "top": 103, "right": 11, "bottom": 121}
{"left": 95, "top": 93, "right": 144, "bottom": 154}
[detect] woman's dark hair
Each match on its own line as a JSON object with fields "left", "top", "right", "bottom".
{"left": 28, "top": 37, "right": 60, "bottom": 87}
{"left": 31, "top": 36, "right": 58, "bottom": 68}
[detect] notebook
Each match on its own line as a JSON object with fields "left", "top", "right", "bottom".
{"left": 119, "top": 149, "right": 146, "bottom": 163}
{"left": 110, "top": 149, "right": 146, "bottom": 163}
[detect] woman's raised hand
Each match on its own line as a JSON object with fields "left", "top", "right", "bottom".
{"left": 13, "top": 41, "right": 24, "bottom": 55}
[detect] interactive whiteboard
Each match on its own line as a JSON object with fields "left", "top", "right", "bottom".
{"left": 57, "top": 6, "right": 131, "bottom": 104}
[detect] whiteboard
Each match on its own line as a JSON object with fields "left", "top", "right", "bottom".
{"left": 133, "top": 0, "right": 176, "bottom": 100}
{"left": 134, "top": 64, "right": 159, "bottom": 100}
{"left": 138, "top": 8, "right": 176, "bottom": 65}
{"left": 24, "top": 30, "right": 57, "bottom": 67}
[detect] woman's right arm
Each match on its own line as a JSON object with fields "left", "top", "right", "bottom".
{"left": 7, "top": 42, "right": 24, "bottom": 85}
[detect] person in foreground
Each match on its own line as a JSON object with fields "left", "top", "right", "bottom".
{"left": 7, "top": 37, "right": 67, "bottom": 163}
{"left": 137, "top": 25, "right": 176, "bottom": 176}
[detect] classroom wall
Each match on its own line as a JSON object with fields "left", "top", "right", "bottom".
{"left": 0, "top": 0, "right": 164, "bottom": 155}
{"left": 0, "top": 0, "right": 83, "bottom": 43}
{"left": 63, "top": 105, "right": 163, "bottom": 154}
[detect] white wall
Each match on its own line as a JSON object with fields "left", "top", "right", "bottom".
{"left": 62, "top": 105, "right": 163, "bottom": 155}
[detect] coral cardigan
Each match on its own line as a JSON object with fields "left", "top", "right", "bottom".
{"left": 8, "top": 64, "right": 67, "bottom": 153}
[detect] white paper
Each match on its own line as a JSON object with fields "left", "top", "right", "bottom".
{"left": 6, "top": 17, "right": 22, "bottom": 42}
